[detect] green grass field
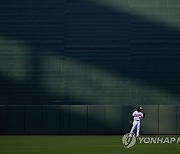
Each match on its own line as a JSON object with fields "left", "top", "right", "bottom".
{"left": 0, "top": 136, "right": 179, "bottom": 154}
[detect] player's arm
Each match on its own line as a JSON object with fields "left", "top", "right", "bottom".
{"left": 142, "top": 110, "right": 145, "bottom": 118}
{"left": 143, "top": 112, "right": 145, "bottom": 118}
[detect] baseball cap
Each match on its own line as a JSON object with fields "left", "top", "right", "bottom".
{"left": 138, "top": 106, "right": 143, "bottom": 110}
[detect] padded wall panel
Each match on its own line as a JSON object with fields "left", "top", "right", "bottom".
{"left": 177, "top": 106, "right": 180, "bottom": 134}
{"left": 25, "top": 106, "right": 43, "bottom": 134}
{"left": 70, "top": 105, "right": 87, "bottom": 134}
{"left": 43, "top": 105, "right": 60, "bottom": 134}
{"left": 88, "top": 105, "right": 106, "bottom": 134}
{"left": 7, "top": 106, "right": 24, "bottom": 134}
{"left": 106, "top": 105, "right": 122, "bottom": 134}
{"left": 159, "top": 106, "right": 177, "bottom": 134}
{"left": 0, "top": 106, "right": 7, "bottom": 134}
{"left": 61, "top": 105, "right": 70, "bottom": 134}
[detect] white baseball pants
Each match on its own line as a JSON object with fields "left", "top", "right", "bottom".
{"left": 129, "top": 120, "right": 140, "bottom": 137}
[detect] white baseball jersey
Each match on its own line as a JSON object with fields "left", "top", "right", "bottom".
{"left": 132, "top": 111, "right": 143, "bottom": 120}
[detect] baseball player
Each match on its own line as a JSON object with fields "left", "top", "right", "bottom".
{"left": 129, "top": 106, "right": 145, "bottom": 137}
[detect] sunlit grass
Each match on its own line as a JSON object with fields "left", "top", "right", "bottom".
{"left": 0, "top": 136, "right": 179, "bottom": 154}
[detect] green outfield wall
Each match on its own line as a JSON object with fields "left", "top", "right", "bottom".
{"left": 0, "top": 105, "right": 179, "bottom": 135}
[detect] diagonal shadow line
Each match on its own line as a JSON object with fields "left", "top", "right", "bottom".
{"left": 0, "top": 0, "right": 180, "bottom": 105}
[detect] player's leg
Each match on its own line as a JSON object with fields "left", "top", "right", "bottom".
{"left": 136, "top": 121, "right": 140, "bottom": 137}
{"left": 129, "top": 121, "right": 137, "bottom": 136}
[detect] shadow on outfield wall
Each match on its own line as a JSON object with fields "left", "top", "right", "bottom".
{"left": 0, "top": 0, "right": 180, "bottom": 105}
